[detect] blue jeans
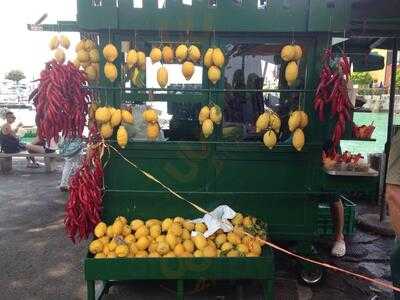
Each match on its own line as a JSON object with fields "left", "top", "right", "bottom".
{"left": 392, "top": 238, "right": 400, "bottom": 300}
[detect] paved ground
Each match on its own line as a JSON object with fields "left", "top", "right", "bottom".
{"left": 0, "top": 159, "right": 396, "bottom": 299}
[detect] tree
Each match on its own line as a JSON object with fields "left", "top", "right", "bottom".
{"left": 5, "top": 70, "right": 26, "bottom": 85}
{"left": 350, "top": 72, "right": 373, "bottom": 87}
{"left": 396, "top": 69, "right": 400, "bottom": 89}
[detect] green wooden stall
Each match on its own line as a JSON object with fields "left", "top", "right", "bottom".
{"left": 28, "top": 0, "right": 382, "bottom": 299}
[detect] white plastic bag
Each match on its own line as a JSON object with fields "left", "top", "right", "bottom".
{"left": 192, "top": 205, "right": 236, "bottom": 238}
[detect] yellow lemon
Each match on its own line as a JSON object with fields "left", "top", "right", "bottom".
{"left": 166, "top": 233, "right": 177, "bottom": 249}
{"left": 203, "top": 245, "right": 217, "bottom": 257}
{"left": 293, "top": 45, "right": 303, "bottom": 60}
{"left": 115, "top": 244, "right": 129, "bottom": 257}
{"left": 198, "top": 106, "right": 210, "bottom": 125}
{"left": 181, "top": 229, "right": 191, "bottom": 240}
{"left": 299, "top": 111, "right": 309, "bottom": 129}
{"left": 117, "top": 125, "right": 128, "bottom": 149}
{"left": 103, "top": 43, "right": 118, "bottom": 62}
{"left": 110, "top": 109, "right": 122, "bottom": 127}
{"left": 49, "top": 36, "right": 60, "bottom": 50}
{"left": 135, "top": 250, "right": 148, "bottom": 258}
{"left": 147, "top": 123, "right": 160, "bottom": 141}
{"left": 164, "top": 252, "right": 176, "bottom": 258}
{"left": 150, "top": 224, "right": 161, "bottom": 239}
{"left": 208, "top": 66, "right": 221, "bottom": 84}
{"left": 143, "top": 109, "right": 158, "bottom": 123}
{"left": 157, "top": 66, "right": 168, "bottom": 88}
{"left": 183, "top": 240, "right": 195, "bottom": 253}
{"left": 95, "top": 253, "right": 106, "bottom": 259}
{"left": 193, "top": 234, "right": 207, "bottom": 250}
{"left": 215, "top": 233, "right": 227, "bottom": 248}
{"left": 281, "top": 45, "right": 296, "bottom": 62}
{"left": 137, "top": 51, "right": 146, "bottom": 68}
{"left": 194, "top": 223, "right": 207, "bottom": 233}
{"left": 202, "top": 119, "right": 214, "bottom": 139}
{"left": 124, "top": 234, "right": 136, "bottom": 244}
{"left": 204, "top": 48, "right": 214, "bottom": 68}
{"left": 112, "top": 220, "right": 124, "bottom": 236}
{"left": 54, "top": 48, "right": 66, "bottom": 64}
{"left": 85, "top": 65, "right": 97, "bottom": 81}
{"left": 188, "top": 45, "right": 201, "bottom": 63}
{"left": 285, "top": 61, "right": 298, "bottom": 83}
{"left": 75, "top": 40, "right": 85, "bottom": 52}
{"left": 194, "top": 250, "right": 203, "bottom": 257}
{"left": 232, "top": 213, "right": 244, "bottom": 226}
{"left": 227, "top": 232, "right": 241, "bottom": 245}
{"left": 169, "top": 222, "right": 183, "bottom": 236}
{"left": 131, "top": 219, "right": 145, "bottom": 231}
{"left": 227, "top": 249, "right": 240, "bottom": 257}
{"left": 292, "top": 128, "right": 305, "bottom": 151}
{"left": 210, "top": 105, "right": 222, "bottom": 125}
{"left": 256, "top": 112, "right": 270, "bottom": 133}
{"left": 150, "top": 47, "right": 162, "bottom": 64}
{"left": 183, "top": 220, "right": 195, "bottom": 231}
{"left": 288, "top": 111, "right": 302, "bottom": 132}
{"left": 121, "top": 110, "right": 134, "bottom": 124}
{"left": 122, "top": 225, "right": 131, "bottom": 236}
{"left": 94, "top": 222, "right": 107, "bottom": 238}
{"left": 89, "top": 49, "right": 100, "bottom": 63}
{"left": 162, "top": 218, "right": 173, "bottom": 232}
{"left": 149, "top": 252, "right": 161, "bottom": 258}
{"left": 221, "top": 242, "right": 233, "bottom": 252}
{"left": 126, "top": 49, "right": 138, "bottom": 68}
{"left": 237, "top": 243, "right": 249, "bottom": 254}
{"left": 269, "top": 113, "right": 281, "bottom": 133}
{"left": 263, "top": 130, "right": 277, "bottom": 150}
{"left": 211, "top": 48, "right": 225, "bottom": 68}
{"left": 135, "top": 225, "right": 149, "bottom": 239}
{"left": 104, "top": 62, "right": 118, "bottom": 82}
{"left": 182, "top": 61, "right": 195, "bottom": 80}
{"left": 89, "top": 240, "right": 103, "bottom": 254}
{"left": 162, "top": 46, "right": 174, "bottom": 63}
{"left": 175, "top": 44, "right": 188, "bottom": 62}
{"left": 174, "top": 244, "right": 186, "bottom": 257}
{"left": 100, "top": 123, "right": 113, "bottom": 139}
{"left": 136, "top": 236, "right": 150, "bottom": 251}
{"left": 59, "top": 35, "right": 70, "bottom": 49}
{"left": 106, "top": 226, "right": 114, "bottom": 238}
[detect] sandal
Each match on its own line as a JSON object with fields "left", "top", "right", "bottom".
{"left": 331, "top": 240, "right": 346, "bottom": 257}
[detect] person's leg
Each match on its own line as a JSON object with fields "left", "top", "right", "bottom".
{"left": 60, "top": 157, "right": 73, "bottom": 191}
{"left": 392, "top": 240, "right": 400, "bottom": 300}
{"left": 330, "top": 198, "right": 346, "bottom": 257}
{"left": 25, "top": 144, "right": 45, "bottom": 167}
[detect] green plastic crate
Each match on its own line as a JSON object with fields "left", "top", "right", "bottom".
{"left": 317, "top": 196, "right": 356, "bottom": 237}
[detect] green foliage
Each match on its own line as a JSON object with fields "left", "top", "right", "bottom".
{"left": 5, "top": 70, "right": 26, "bottom": 84}
{"left": 396, "top": 69, "right": 400, "bottom": 88}
{"left": 350, "top": 72, "right": 373, "bottom": 86}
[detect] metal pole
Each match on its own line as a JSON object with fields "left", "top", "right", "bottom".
{"left": 380, "top": 38, "right": 398, "bottom": 221}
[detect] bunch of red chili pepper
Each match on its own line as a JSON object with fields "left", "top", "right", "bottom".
{"left": 314, "top": 48, "right": 352, "bottom": 146}
{"left": 64, "top": 126, "right": 104, "bottom": 243}
{"left": 29, "top": 60, "right": 91, "bottom": 142}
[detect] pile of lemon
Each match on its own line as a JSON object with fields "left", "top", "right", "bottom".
{"left": 280, "top": 44, "right": 303, "bottom": 86}
{"left": 198, "top": 104, "right": 223, "bottom": 139}
{"left": 94, "top": 106, "right": 134, "bottom": 149}
{"left": 71, "top": 39, "right": 100, "bottom": 82}
{"left": 89, "top": 213, "right": 266, "bottom": 259}
{"left": 49, "top": 35, "right": 70, "bottom": 65}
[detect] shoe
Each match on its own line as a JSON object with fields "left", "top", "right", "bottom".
{"left": 331, "top": 240, "right": 346, "bottom": 257}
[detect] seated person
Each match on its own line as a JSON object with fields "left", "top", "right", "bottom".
{"left": 1, "top": 110, "right": 57, "bottom": 167}
{"left": 0, "top": 111, "right": 25, "bottom": 153}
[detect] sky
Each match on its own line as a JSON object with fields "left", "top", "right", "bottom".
{"left": 0, "top": 0, "right": 79, "bottom": 81}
